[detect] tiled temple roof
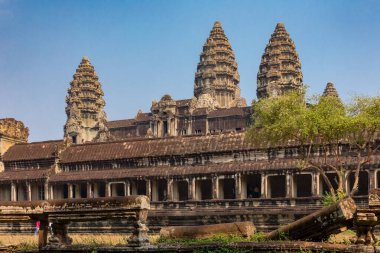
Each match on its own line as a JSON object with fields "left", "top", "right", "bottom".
{"left": 49, "top": 160, "right": 291, "bottom": 182}
{"left": 106, "top": 119, "right": 136, "bottom": 129}
{"left": 60, "top": 132, "right": 253, "bottom": 163}
{"left": 2, "top": 140, "right": 62, "bottom": 162}
{"left": 135, "top": 112, "right": 152, "bottom": 122}
{"left": 50, "top": 155, "right": 380, "bottom": 182}
{"left": 0, "top": 168, "right": 52, "bottom": 181}
{"left": 208, "top": 107, "right": 250, "bottom": 118}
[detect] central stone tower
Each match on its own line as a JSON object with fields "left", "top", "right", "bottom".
{"left": 64, "top": 57, "right": 107, "bottom": 144}
{"left": 257, "top": 23, "right": 303, "bottom": 99}
{"left": 194, "top": 21, "right": 246, "bottom": 109}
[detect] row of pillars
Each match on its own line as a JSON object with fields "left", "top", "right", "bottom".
{"left": 7, "top": 170, "right": 376, "bottom": 202}
{"left": 9, "top": 182, "right": 48, "bottom": 202}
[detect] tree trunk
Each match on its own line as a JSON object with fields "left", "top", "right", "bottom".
{"left": 265, "top": 198, "right": 357, "bottom": 241}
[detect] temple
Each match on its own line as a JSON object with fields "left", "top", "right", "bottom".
{"left": 257, "top": 23, "right": 303, "bottom": 99}
{"left": 0, "top": 22, "right": 372, "bottom": 233}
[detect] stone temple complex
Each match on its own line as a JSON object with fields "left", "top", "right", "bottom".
{"left": 0, "top": 22, "right": 372, "bottom": 233}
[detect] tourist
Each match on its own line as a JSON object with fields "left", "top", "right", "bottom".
{"left": 34, "top": 220, "right": 40, "bottom": 236}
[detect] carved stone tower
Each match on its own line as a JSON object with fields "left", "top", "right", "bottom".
{"left": 257, "top": 23, "right": 303, "bottom": 99}
{"left": 64, "top": 57, "right": 107, "bottom": 144}
{"left": 0, "top": 118, "right": 28, "bottom": 156}
{"left": 322, "top": 82, "right": 340, "bottom": 98}
{"left": 0, "top": 118, "right": 28, "bottom": 171}
{"left": 194, "top": 21, "right": 246, "bottom": 109}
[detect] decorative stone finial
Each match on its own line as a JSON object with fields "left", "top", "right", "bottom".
{"left": 213, "top": 21, "right": 222, "bottom": 28}
{"left": 257, "top": 23, "right": 303, "bottom": 99}
{"left": 276, "top": 22, "right": 285, "bottom": 29}
{"left": 194, "top": 21, "right": 246, "bottom": 109}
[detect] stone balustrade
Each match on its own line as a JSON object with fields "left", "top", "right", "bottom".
{"left": 0, "top": 196, "right": 150, "bottom": 249}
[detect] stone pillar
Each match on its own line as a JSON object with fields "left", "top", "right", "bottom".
{"left": 49, "top": 185, "right": 54, "bottom": 200}
{"left": 126, "top": 181, "right": 131, "bottom": 196}
{"left": 68, "top": 184, "right": 73, "bottom": 199}
{"left": 235, "top": 173, "right": 242, "bottom": 199}
{"left": 128, "top": 209, "right": 150, "bottom": 247}
{"left": 312, "top": 172, "right": 320, "bottom": 197}
{"left": 187, "top": 118, "right": 192, "bottom": 135}
{"left": 38, "top": 219, "right": 49, "bottom": 249}
{"left": 173, "top": 118, "right": 178, "bottom": 137}
{"left": 146, "top": 180, "right": 151, "bottom": 199}
{"left": 205, "top": 117, "right": 209, "bottom": 134}
{"left": 286, "top": 173, "right": 293, "bottom": 198}
{"left": 105, "top": 182, "right": 111, "bottom": 197}
{"left": 369, "top": 170, "right": 376, "bottom": 190}
{"left": 48, "top": 221, "right": 72, "bottom": 247}
{"left": 167, "top": 178, "right": 173, "bottom": 201}
{"left": 153, "top": 121, "right": 158, "bottom": 136}
{"left": 167, "top": 117, "right": 171, "bottom": 136}
{"left": 27, "top": 182, "right": 32, "bottom": 201}
{"left": 212, "top": 175, "right": 219, "bottom": 199}
{"left": 261, "top": 174, "right": 267, "bottom": 198}
{"left": 44, "top": 181, "right": 49, "bottom": 200}
{"left": 87, "top": 182, "right": 92, "bottom": 198}
{"left": 189, "top": 178, "right": 196, "bottom": 200}
{"left": 11, "top": 182, "right": 16, "bottom": 201}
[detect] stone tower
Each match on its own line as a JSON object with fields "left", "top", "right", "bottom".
{"left": 257, "top": 23, "right": 303, "bottom": 99}
{"left": 64, "top": 57, "right": 107, "bottom": 144}
{"left": 0, "top": 118, "right": 28, "bottom": 156}
{"left": 194, "top": 21, "right": 246, "bottom": 109}
{"left": 322, "top": 82, "right": 339, "bottom": 98}
{"left": 0, "top": 118, "right": 28, "bottom": 171}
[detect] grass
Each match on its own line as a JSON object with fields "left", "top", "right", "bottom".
{"left": 0, "top": 230, "right": 361, "bottom": 251}
{"left": 327, "top": 229, "right": 356, "bottom": 244}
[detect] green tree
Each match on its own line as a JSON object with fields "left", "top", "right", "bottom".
{"left": 246, "top": 91, "right": 380, "bottom": 201}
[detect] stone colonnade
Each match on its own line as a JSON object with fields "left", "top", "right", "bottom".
{"left": 0, "top": 169, "right": 372, "bottom": 202}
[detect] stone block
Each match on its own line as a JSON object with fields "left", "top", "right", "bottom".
{"left": 159, "top": 221, "right": 255, "bottom": 240}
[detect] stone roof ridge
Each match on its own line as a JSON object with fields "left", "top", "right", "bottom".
{"left": 13, "top": 139, "right": 63, "bottom": 146}
{"left": 66, "top": 131, "right": 245, "bottom": 147}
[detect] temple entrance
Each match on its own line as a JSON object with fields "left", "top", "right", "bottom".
{"left": 110, "top": 182, "right": 126, "bottom": 197}
{"left": 131, "top": 180, "right": 150, "bottom": 197}
{"left": 294, "top": 174, "right": 312, "bottom": 197}
{"left": 348, "top": 171, "right": 368, "bottom": 196}
{"left": 96, "top": 182, "right": 106, "bottom": 197}
{"left": 72, "top": 185, "right": 77, "bottom": 198}
{"left": 16, "top": 184, "right": 27, "bottom": 201}
{"left": 195, "top": 179, "right": 212, "bottom": 200}
{"left": 267, "top": 175, "right": 286, "bottom": 198}
{"left": 0, "top": 184, "right": 11, "bottom": 201}
{"left": 63, "top": 184, "right": 69, "bottom": 199}
{"left": 246, "top": 174, "right": 261, "bottom": 198}
{"left": 80, "top": 183, "right": 87, "bottom": 198}
{"left": 173, "top": 180, "right": 188, "bottom": 201}
{"left": 152, "top": 179, "right": 167, "bottom": 201}
{"left": 219, "top": 178, "right": 235, "bottom": 199}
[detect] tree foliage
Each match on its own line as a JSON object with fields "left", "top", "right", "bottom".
{"left": 246, "top": 91, "right": 380, "bottom": 201}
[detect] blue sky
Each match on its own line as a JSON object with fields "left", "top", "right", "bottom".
{"left": 1, "top": 0, "right": 379, "bottom": 142}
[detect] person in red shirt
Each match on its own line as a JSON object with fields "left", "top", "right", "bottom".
{"left": 34, "top": 220, "right": 40, "bottom": 236}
